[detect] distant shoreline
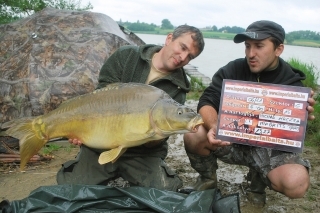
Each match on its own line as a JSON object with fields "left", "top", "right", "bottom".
{"left": 133, "top": 31, "right": 320, "bottom": 48}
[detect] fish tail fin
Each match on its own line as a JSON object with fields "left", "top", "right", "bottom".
{"left": 3, "top": 118, "right": 47, "bottom": 171}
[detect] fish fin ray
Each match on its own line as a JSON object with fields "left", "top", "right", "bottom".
{"left": 19, "top": 134, "right": 47, "bottom": 171}
{"left": 98, "top": 147, "right": 127, "bottom": 164}
{"left": 111, "top": 148, "right": 127, "bottom": 163}
{"left": 3, "top": 118, "right": 47, "bottom": 171}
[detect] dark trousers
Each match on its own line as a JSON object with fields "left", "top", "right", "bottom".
{"left": 56, "top": 145, "right": 183, "bottom": 191}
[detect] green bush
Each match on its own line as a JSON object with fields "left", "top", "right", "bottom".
{"left": 305, "top": 93, "right": 320, "bottom": 147}
{"left": 187, "top": 76, "right": 206, "bottom": 100}
{"left": 190, "top": 76, "right": 206, "bottom": 92}
{"left": 287, "top": 58, "right": 320, "bottom": 148}
{"left": 287, "top": 58, "right": 319, "bottom": 90}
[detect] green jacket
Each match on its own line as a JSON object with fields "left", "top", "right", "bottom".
{"left": 96, "top": 44, "right": 191, "bottom": 158}
{"left": 97, "top": 44, "right": 191, "bottom": 104}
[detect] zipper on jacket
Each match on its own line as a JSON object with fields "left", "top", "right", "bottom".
{"left": 257, "top": 74, "right": 260, "bottom": 82}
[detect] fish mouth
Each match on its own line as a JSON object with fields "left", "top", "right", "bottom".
{"left": 190, "top": 115, "right": 204, "bottom": 132}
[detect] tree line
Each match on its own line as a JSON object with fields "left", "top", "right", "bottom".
{"left": 286, "top": 31, "right": 320, "bottom": 44}
{"left": 119, "top": 19, "right": 246, "bottom": 33}
{"left": 119, "top": 19, "right": 174, "bottom": 31}
{"left": 121, "top": 20, "right": 320, "bottom": 44}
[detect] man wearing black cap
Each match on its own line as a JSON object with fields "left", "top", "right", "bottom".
{"left": 182, "top": 20, "right": 315, "bottom": 206}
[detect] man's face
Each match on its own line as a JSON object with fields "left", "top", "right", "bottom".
{"left": 244, "top": 38, "right": 283, "bottom": 73}
{"left": 162, "top": 33, "right": 200, "bottom": 71}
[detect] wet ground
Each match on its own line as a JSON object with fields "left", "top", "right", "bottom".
{"left": 166, "top": 134, "right": 320, "bottom": 213}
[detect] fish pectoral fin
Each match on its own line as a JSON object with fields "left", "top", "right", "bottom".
{"left": 98, "top": 147, "right": 127, "bottom": 165}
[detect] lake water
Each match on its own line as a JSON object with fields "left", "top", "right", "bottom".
{"left": 136, "top": 33, "right": 320, "bottom": 84}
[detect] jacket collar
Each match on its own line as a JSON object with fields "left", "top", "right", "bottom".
{"left": 139, "top": 44, "right": 191, "bottom": 92}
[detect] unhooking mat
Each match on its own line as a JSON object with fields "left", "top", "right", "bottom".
{"left": 0, "top": 184, "right": 241, "bottom": 213}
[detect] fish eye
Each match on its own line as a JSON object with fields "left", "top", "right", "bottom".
{"left": 177, "top": 109, "right": 183, "bottom": 115}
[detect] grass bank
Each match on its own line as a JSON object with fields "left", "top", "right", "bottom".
{"left": 288, "top": 58, "right": 320, "bottom": 148}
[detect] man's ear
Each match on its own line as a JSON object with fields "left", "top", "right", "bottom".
{"left": 275, "top": 44, "right": 284, "bottom": 57}
{"left": 165, "top": 33, "right": 173, "bottom": 46}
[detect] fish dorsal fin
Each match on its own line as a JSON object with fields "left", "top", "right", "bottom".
{"left": 98, "top": 147, "right": 127, "bottom": 164}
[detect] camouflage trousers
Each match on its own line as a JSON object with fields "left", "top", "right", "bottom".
{"left": 56, "top": 145, "right": 182, "bottom": 191}
{"left": 213, "top": 144, "right": 311, "bottom": 188}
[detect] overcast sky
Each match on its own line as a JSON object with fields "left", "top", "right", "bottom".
{"left": 82, "top": 0, "right": 320, "bottom": 33}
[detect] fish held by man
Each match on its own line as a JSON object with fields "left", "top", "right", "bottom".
{"left": 1, "top": 83, "right": 203, "bottom": 171}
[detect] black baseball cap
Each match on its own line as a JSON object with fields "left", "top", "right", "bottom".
{"left": 233, "top": 20, "right": 285, "bottom": 43}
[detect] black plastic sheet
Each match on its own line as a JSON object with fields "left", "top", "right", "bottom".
{"left": 1, "top": 185, "right": 241, "bottom": 213}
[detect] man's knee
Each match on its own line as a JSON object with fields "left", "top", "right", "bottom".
{"left": 284, "top": 167, "right": 309, "bottom": 198}
{"left": 268, "top": 164, "right": 309, "bottom": 198}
